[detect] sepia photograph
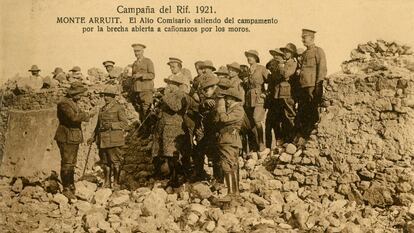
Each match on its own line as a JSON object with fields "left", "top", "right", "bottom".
{"left": 1, "top": 0, "right": 414, "bottom": 232}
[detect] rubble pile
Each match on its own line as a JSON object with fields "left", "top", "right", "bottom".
{"left": 1, "top": 42, "right": 414, "bottom": 232}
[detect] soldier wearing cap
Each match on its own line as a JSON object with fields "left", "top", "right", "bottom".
{"left": 192, "top": 73, "right": 221, "bottom": 182}
{"left": 214, "top": 87, "right": 244, "bottom": 202}
{"left": 244, "top": 50, "right": 270, "bottom": 154}
{"left": 296, "top": 29, "right": 327, "bottom": 139}
{"left": 54, "top": 82, "right": 95, "bottom": 199}
{"left": 200, "top": 60, "right": 216, "bottom": 75}
{"left": 273, "top": 43, "right": 298, "bottom": 143}
{"left": 52, "top": 67, "right": 68, "bottom": 83}
{"left": 167, "top": 57, "right": 192, "bottom": 92}
{"left": 151, "top": 74, "right": 191, "bottom": 187}
{"left": 215, "top": 66, "right": 229, "bottom": 79}
{"left": 190, "top": 60, "right": 205, "bottom": 96}
{"left": 265, "top": 48, "right": 285, "bottom": 148}
{"left": 68, "top": 66, "right": 83, "bottom": 82}
{"left": 28, "top": 65, "right": 43, "bottom": 78}
{"left": 130, "top": 43, "right": 155, "bottom": 123}
{"left": 88, "top": 85, "right": 128, "bottom": 189}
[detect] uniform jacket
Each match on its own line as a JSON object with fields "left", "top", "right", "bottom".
{"left": 276, "top": 58, "right": 297, "bottom": 98}
{"left": 95, "top": 100, "right": 128, "bottom": 149}
{"left": 299, "top": 44, "right": 327, "bottom": 87}
{"left": 54, "top": 97, "right": 90, "bottom": 144}
{"left": 215, "top": 101, "right": 244, "bottom": 148}
{"left": 246, "top": 64, "right": 269, "bottom": 107}
{"left": 132, "top": 57, "right": 155, "bottom": 92}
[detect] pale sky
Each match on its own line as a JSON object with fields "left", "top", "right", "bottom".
{"left": 1, "top": 0, "right": 414, "bottom": 87}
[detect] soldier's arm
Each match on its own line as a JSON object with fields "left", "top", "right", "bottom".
{"left": 281, "top": 60, "right": 297, "bottom": 80}
{"left": 315, "top": 48, "right": 327, "bottom": 83}
{"left": 217, "top": 104, "right": 244, "bottom": 125}
{"left": 111, "top": 107, "right": 129, "bottom": 130}
{"left": 142, "top": 59, "right": 155, "bottom": 80}
{"left": 58, "top": 102, "right": 90, "bottom": 123}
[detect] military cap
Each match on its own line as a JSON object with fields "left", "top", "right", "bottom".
{"left": 67, "top": 82, "right": 87, "bottom": 95}
{"left": 167, "top": 57, "right": 183, "bottom": 65}
{"left": 164, "top": 73, "right": 187, "bottom": 86}
{"left": 199, "top": 73, "right": 219, "bottom": 89}
{"left": 103, "top": 61, "right": 115, "bottom": 67}
{"left": 52, "top": 67, "right": 63, "bottom": 75}
{"left": 215, "top": 66, "right": 229, "bottom": 75}
{"left": 244, "top": 50, "right": 260, "bottom": 63}
{"left": 302, "top": 29, "right": 317, "bottom": 36}
{"left": 226, "top": 62, "right": 241, "bottom": 73}
{"left": 220, "top": 87, "right": 243, "bottom": 101}
{"left": 131, "top": 43, "right": 146, "bottom": 50}
{"left": 280, "top": 43, "right": 297, "bottom": 55}
{"left": 269, "top": 48, "right": 284, "bottom": 57}
{"left": 69, "top": 66, "right": 81, "bottom": 72}
{"left": 100, "top": 85, "right": 119, "bottom": 95}
{"left": 200, "top": 60, "right": 216, "bottom": 71}
{"left": 28, "top": 65, "right": 41, "bottom": 72}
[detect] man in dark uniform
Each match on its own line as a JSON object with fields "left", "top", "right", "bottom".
{"left": 296, "top": 29, "right": 327, "bottom": 139}
{"left": 54, "top": 82, "right": 95, "bottom": 199}
{"left": 131, "top": 43, "right": 155, "bottom": 123}
{"left": 244, "top": 50, "right": 270, "bottom": 154}
{"left": 88, "top": 85, "right": 128, "bottom": 189}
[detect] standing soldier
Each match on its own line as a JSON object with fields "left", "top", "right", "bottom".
{"left": 296, "top": 29, "right": 327, "bottom": 139}
{"left": 88, "top": 85, "right": 128, "bottom": 189}
{"left": 54, "top": 82, "right": 95, "bottom": 199}
{"left": 276, "top": 43, "right": 298, "bottom": 143}
{"left": 265, "top": 48, "right": 285, "bottom": 148}
{"left": 244, "top": 50, "right": 270, "bottom": 154}
{"left": 215, "top": 87, "right": 244, "bottom": 202}
{"left": 130, "top": 43, "right": 155, "bottom": 124}
{"left": 152, "top": 74, "right": 190, "bottom": 187}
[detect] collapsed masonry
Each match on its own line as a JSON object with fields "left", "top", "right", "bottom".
{"left": 0, "top": 40, "right": 414, "bottom": 232}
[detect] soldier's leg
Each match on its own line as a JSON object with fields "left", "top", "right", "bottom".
{"left": 219, "top": 145, "right": 240, "bottom": 201}
{"left": 108, "top": 147, "right": 123, "bottom": 188}
{"left": 98, "top": 149, "right": 111, "bottom": 188}
{"left": 303, "top": 87, "right": 315, "bottom": 138}
{"left": 245, "top": 107, "right": 259, "bottom": 152}
{"left": 281, "top": 98, "right": 296, "bottom": 143}
{"left": 265, "top": 106, "right": 274, "bottom": 149}
{"left": 58, "top": 142, "right": 79, "bottom": 199}
{"left": 166, "top": 153, "right": 180, "bottom": 188}
{"left": 132, "top": 92, "right": 143, "bottom": 118}
{"left": 253, "top": 105, "right": 267, "bottom": 152}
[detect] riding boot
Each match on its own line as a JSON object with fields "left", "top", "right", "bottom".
{"left": 102, "top": 165, "right": 111, "bottom": 188}
{"left": 167, "top": 156, "right": 180, "bottom": 188}
{"left": 212, "top": 160, "right": 223, "bottom": 183}
{"left": 61, "top": 169, "right": 76, "bottom": 200}
{"left": 112, "top": 165, "right": 121, "bottom": 190}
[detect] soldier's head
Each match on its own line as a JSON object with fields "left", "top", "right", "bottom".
{"left": 194, "top": 61, "right": 204, "bottom": 76}
{"left": 227, "top": 62, "right": 241, "bottom": 78}
{"left": 200, "top": 73, "right": 219, "bottom": 98}
{"left": 215, "top": 66, "right": 229, "bottom": 79}
{"left": 28, "top": 65, "right": 41, "bottom": 76}
{"left": 281, "top": 43, "right": 297, "bottom": 60}
{"left": 301, "top": 29, "right": 316, "bottom": 47}
{"left": 67, "top": 82, "right": 87, "bottom": 101}
{"left": 244, "top": 50, "right": 260, "bottom": 65}
{"left": 100, "top": 85, "right": 118, "bottom": 103}
{"left": 167, "top": 57, "right": 183, "bottom": 75}
{"left": 200, "top": 60, "right": 216, "bottom": 74}
{"left": 132, "top": 43, "right": 146, "bottom": 59}
{"left": 221, "top": 88, "right": 242, "bottom": 108}
{"left": 103, "top": 61, "right": 115, "bottom": 73}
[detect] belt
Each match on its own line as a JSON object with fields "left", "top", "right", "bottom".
{"left": 219, "top": 127, "right": 240, "bottom": 135}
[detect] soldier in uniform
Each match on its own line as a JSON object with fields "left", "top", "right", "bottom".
{"left": 265, "top": 48, "right": 285, "bottom": 148}
{"left": 215, "top": 66, "right": 230, "bottom": 79}
{"left": 296, "top": 29, "right": 327, "bottom": 139}
{"left": 215, "top": 87, "right": 244, "bottom": 201}
{"left": 244, "top": 50, "right": 270, "bottom": 154}
{"left": 54, "top": 82, "right": 95, "bottom": 199}
{"left": 275, "top": 43, "right": 298, "bottom": 143}
{"left": 151, "top": 74, "right": 190, "bottom": 187}
{"left": 130, "top": 43, "right": 155, "bottom": 123}
{"left": 192, "top": 73, "right": 221, "bottom": 182}
{"left": 28, "top": 65, "right": 42, "bottom": 78}
{"left": 88, "top": 85, "right": 128, "bottom": 189}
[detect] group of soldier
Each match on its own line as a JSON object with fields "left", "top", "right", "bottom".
{"left": 53, "top": 28, "right": 327, "bottom": 203}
